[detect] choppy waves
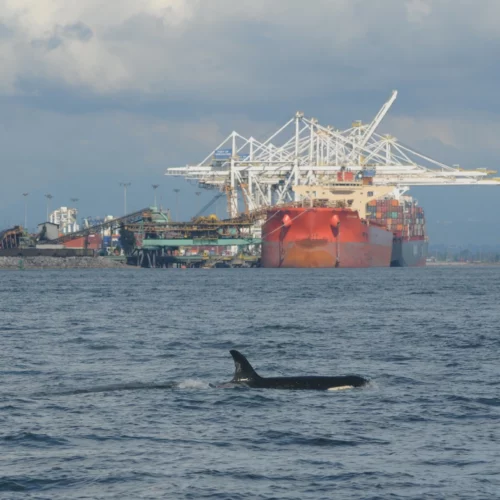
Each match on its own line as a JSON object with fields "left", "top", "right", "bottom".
{"left": 1, "top": 267, "right": 500, "bottom": 499}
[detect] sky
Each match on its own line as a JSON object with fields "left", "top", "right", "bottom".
{"left": 1, "top": 0, "right": 500, "bottom": 245}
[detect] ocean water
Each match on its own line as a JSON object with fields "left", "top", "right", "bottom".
{"left": 1, "top": 266, "right": 499, "bottom": 500}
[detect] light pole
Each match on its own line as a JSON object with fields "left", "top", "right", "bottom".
{"left": 22, "top": 193, "right": 29, "bottom": 230}
{"left": 173, "top": 188, "right": 180, "bottom": 221}
{"left": 119, "top": 182, "right": 131, "bottom": 215}
{"left": 70, "top": 198, "right": 79, "bottom": 231}
{"left": 152, "top": 184, "right": 160, "bottom": 208}
{"left": 45, "top": 194, "right": 53, "bottom": 222}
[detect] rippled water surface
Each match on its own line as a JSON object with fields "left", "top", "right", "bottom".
{"left": 1, "top": 267, "right": 499, "bottom": 499}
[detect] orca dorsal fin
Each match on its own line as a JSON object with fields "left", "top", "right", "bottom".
{"left": 230, "top": 350, "right": 260, "bottom": 382}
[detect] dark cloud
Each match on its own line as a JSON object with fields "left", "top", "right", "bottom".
{"left": 31, "top": 36, "right": 63, "bottom": 51}
{"left": 0, "top": 23, "right": 14, "bottom": 39}
{"left": 61, "top": 22, "right": 93, "bottom": 42}
{"left": 30, "top": 22, "right": 93, "bottom": 51}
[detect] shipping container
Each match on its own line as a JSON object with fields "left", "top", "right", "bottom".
{"left": 64, "top": 235, "right": 102, "bottom": 250}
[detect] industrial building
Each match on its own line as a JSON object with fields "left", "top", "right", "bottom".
{"left": 49, "top": 206, "right": 79, "bottom": 234}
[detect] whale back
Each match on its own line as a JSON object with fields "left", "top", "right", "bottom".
{"left": 228, "top": 350, "right": 368, "bottom": 390}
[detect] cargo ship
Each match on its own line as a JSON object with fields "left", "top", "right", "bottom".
{"left": 366, "top": 197, "right": 427, "bottom": 267}
{"left": 261, "top": 170, "right": 428, "bottom": 268}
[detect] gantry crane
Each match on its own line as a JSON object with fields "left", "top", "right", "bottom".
{"left": 166, "top": 91, "right": 500, "bottom": 218}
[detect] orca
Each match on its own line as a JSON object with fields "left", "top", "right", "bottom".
{"left": 229, "top": 350, "right": 368, "bottom": 390}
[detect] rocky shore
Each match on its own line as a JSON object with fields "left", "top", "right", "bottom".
{"left": 0, "top": 256, "right": 129, "bottom": 270}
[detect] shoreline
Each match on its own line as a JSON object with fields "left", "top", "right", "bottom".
{"left": 426, "top": 261, "right": 500, "bottom": 266}
{"left": 2, "top": 256, "right": 499, "bottom": 270}
{"left": 0, "top": 256, "right": 130, "bottom": 270}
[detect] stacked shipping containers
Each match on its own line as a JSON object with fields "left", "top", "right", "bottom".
{"left": 365, "top": 197, "right": 426, "bottom": 239}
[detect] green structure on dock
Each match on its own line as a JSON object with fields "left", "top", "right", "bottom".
{"left": 123, "top": 207, "right": 261, "bottom": 268}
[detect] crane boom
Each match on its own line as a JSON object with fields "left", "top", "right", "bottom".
{"left": 350, "top": 90, "right": 398, "bottom": 163}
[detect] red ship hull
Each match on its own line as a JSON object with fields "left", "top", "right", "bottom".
{"left": 261, "top": 207, "right": 393, "bottom": 268}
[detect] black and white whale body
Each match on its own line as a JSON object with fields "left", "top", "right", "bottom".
{"left": 229, "top": 350, "right": 368, "bottom": 390}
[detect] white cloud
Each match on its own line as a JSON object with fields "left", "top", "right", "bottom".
{"left": 405, "top": 0, "right": 432, "bottom": 23}
{"left": 1, "top": 0, "right": 499, "bottom": 99}
{"left": 0, "top": 0, "right": 197, "bottom": 93}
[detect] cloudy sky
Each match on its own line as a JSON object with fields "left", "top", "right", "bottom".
{"left": 1, "top": 0, "right": 499, "bottom": 245}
